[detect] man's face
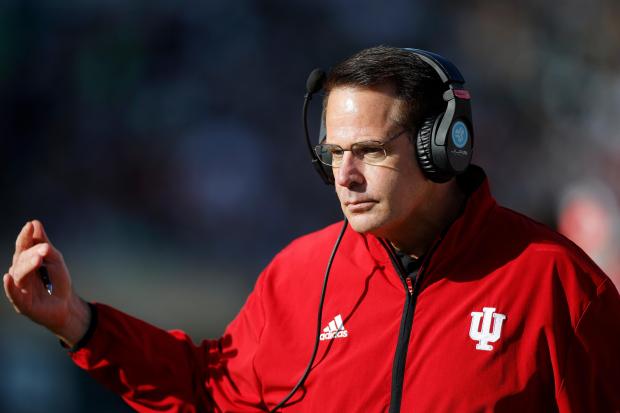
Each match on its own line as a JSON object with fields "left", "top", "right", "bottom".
{"left": 325, "top": 84, "right": 437, "bottom": 241}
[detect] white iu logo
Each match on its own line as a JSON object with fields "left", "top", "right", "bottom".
{"left": 469, "top": 307, "right": 506, "bottom": 351}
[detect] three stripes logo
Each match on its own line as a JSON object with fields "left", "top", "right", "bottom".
{"left": 319, "top": 314, "right": 348, "bottom": 341}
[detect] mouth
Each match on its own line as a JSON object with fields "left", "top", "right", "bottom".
{"left": 344, "top": 200, "right": 377, "bottom": 213}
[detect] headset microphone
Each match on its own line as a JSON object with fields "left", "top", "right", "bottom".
{"left": 306, "top": 68, "right": 326, "bottom": 95}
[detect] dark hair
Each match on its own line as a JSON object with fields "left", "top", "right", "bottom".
{"left": 323, "top": 46, "right": 446, "bottom": 133}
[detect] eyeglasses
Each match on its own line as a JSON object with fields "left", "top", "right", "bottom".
{"left": 314, "top": 130, "right": 408, "bottom": 167}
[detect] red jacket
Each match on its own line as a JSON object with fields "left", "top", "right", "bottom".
{"left": 71, "top": 170, "right": 620, "bottom": 412}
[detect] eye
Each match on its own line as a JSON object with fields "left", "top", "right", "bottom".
{"left": 329, "top": 146, "right": 344, "bottom": 157}
{"left": 358, "top": 145, "right": 384, "bottom": 160}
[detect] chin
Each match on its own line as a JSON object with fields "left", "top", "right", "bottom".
{"left": 345, "top": 213, "right": 386, "bottom": 235}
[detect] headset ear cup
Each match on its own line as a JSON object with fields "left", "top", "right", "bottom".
{"left": 416, "top": 117, "right": 434, "bottom": 174}
{"left": 416, "top": 115, "right": 451, "bottom": 183}
{"left": 416, "top": 116, "right": 438, "bottom": 180}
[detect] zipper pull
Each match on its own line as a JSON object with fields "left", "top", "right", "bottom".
{"left": 405, "top": 277, "right": 414, "bottom": 296}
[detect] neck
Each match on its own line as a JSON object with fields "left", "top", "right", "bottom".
{"left": 388, "top": 180, "right": 466, "bottom": 258}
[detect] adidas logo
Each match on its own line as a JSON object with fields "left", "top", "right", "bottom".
{"left": 319, "top": 314, "right": 349, "bottom": 341}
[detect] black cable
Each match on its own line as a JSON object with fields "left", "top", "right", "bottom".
{"left": 302, "top": 93, "right": 316, "bottom": 158}
{"left": 302, "top": 68, "right": 333, "bottom": 186}
{"left": 268, "top": 218, "right": 348, "bottom": 412}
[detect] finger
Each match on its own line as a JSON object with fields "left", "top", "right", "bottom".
{"left": 31, "top": 220, "right": 51, "bottom": 244}
{"left": 10, "top": 244, "right": 50, "bottom": 287}
{"left": 28, "top": 240, "right": 62, "bottom": 262}
{"left": 3, "top": 273, "right": 15, "bottom": 305}
{"left": 13, "top": 242, "right": 60, "bottom": 272}
{"left": 4, "top": 273, "right": 28, "bottom": 312}
{"left": 13, "top": 222, "right": 34, "bottom": 263}
{"left": 29, "top": 221, "right": 63, "bottom": 265}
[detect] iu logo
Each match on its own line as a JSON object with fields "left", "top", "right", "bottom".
{"left": 469, "top": 307, "right": 506, "bottom": 351}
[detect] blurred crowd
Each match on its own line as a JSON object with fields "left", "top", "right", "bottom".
{"left": 1, "top": 0, "right": 618, "bottom": 411}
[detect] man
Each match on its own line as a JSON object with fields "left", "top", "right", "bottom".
{"left": 4, "top": 46, "right": 620, "bottom": 412}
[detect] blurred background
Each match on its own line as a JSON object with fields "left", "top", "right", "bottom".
{"left": 1, "top": 0, "right": 619, "bottom": 411}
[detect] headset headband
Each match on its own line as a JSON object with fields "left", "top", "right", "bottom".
{"left": 304, "top": 47, "right": 474, "bottom": 185}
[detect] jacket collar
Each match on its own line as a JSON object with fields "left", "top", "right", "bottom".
{"left": 429, "top": 165, "right": 497, "bottom": 274}
{"left": 361, "top": 165, "right": 497, "bottom": 277}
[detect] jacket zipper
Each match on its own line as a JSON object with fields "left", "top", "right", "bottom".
{"left": 381, "top": 240, "right": 439, "bottom": 413}
{"left": 405, "top": 277, "right": 414, "bottom": 295}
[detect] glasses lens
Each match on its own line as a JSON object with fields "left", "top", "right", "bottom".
{"left": 315, "top": 144, "right": 344, "bottom": 166}
{"left": 352, "top": 142, "right": 387, "bottom": 165}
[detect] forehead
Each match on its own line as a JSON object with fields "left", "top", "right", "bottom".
{"left": 325, "top": 85, "right": 404, "bottom": 144}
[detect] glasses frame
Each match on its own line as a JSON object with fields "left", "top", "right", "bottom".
{"left": 313, "top": 129, "right": 408, "bottom": 168}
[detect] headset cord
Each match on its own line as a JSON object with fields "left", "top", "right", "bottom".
{"left": 268, "top": 218, "right": 348, "bottom": 412}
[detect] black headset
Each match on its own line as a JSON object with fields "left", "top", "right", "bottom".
{"left": 303, "top": 48, "right": 474, "bottom": 184}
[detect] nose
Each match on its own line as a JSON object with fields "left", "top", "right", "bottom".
{"left": 334, "top": 151, "right": 365, "bottom": 188}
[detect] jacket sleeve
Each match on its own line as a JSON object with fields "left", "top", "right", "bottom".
{"left": 70, "top": 274, "right": 268, "bottom": 412}
{"left": 555, "top": 278, "right": 620, "bottom": 412}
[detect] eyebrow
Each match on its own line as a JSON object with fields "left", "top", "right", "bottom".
{"left": 325, "top": 128, "right": 405, "bottom": 143}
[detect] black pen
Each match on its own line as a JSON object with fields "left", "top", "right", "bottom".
{"left": 39, "top": 265, "right": 53, "bottom": 295}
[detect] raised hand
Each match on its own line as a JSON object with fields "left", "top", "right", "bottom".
{"left": 4, "top": 220, "right": 90, "bottom": 346}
